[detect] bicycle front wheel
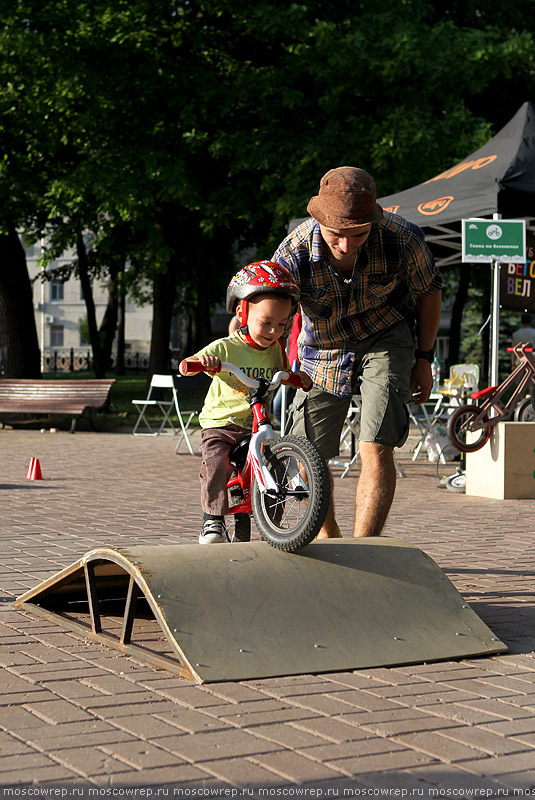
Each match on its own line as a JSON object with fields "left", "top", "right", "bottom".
{"left": 514, "top": 394, "right": 535, "bottom": 422}
{"left": 448, "top": 405, "right": 491, "bottom": 452}
{"left": 251, "top": 435, "right": 330, "bottom": 552}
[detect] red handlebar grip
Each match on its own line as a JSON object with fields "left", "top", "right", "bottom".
{"left": 180, "top": 358, "right": 205, "bottom": 375}
{"left": 180, "top": 359, "right": 208, "bottom": 375}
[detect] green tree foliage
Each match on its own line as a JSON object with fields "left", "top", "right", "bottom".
{"left": 0, "top": 0, "right": 533, "bottom": 376}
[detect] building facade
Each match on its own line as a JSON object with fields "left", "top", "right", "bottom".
{"left": 24, "top": 240, "right": 153, "bottom": 368}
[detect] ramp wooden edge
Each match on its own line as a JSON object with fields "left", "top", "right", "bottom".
{"left": 15, "top": 547, "right": 200, "bottom": 682}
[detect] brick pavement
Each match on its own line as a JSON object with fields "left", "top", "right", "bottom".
{"left": 1, "top": 427, "right": 535, "bottom": 795}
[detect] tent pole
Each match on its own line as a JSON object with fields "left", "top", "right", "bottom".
{"left": 490, "top": 213, "right": 502, "bottom": 389}
{"left": 490, "top": 259, "right": 500, "bottom": 387}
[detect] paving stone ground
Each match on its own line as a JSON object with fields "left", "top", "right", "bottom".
{"left": 1, "top": 426, "right": 534, "bottom": 797}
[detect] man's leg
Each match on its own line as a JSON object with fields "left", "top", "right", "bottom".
{"left": 316, "top": 466, "right": 338, "bottom": 538}
{"left": 353, "top": 321, "right": 413, "bottom": 538}
{"left": 289, "top": 387, "right": 350, "bottom": 538}
{"left": 353, "top": 441, "right": 396, "bottom": 537}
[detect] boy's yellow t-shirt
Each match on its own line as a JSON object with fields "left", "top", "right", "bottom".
{"left": 195, "top": 332, "right": 286, "bottom": 429}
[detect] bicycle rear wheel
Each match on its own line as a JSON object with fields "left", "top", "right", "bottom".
{"left": 251, "top": 435, "right": 330, "bottom": 552}
{"left": 447, "top": 405, "right": 491, "bottom": 453}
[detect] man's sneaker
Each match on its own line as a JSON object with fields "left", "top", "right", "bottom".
{"left": 199, "top": 518, "right": 227, "bottom": 544}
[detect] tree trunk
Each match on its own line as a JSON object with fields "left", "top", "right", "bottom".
{"left": 193, "top": 264, "right": 213, "bottom": 351}
{"left": 77, "top": 235, "right": 105, "bottom": 377}
{"left": 0, "top": 228, "right": 41, "bottom": 377}
{"left": 147, "top": 256, "right": 179, "bottom": 385}
{"left": 99, "top": 264, "right": 119, "bottom": 372}
{"left": 447, "top": 264, "right": 471, "bottom": 372}
{"left": 115, "top": 269, "right": 126, "bottom": 375}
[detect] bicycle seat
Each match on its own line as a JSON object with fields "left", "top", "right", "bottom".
{"left": 229, "top": 435, "right": 251, "bottom": 469}
{"left": 471, "top": 386, "right": 497, "bottom": 400}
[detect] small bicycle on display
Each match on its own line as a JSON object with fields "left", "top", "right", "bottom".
{"left": 180, "top": 359, "right": 331, "bottom": 552}
{"left": 448, "top": 342, "right": 535, "bottom": 453}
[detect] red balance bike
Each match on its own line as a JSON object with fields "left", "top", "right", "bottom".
{"left": 448, "top": 343, "right": 535, "bottom": 453}
{"left": 180, "top": 359, "right": 331, "bottom": 552}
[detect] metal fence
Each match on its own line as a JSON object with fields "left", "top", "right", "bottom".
{"left": 43, "top": 349, "right": 155, "bottom": 374}
{"left": 42, "top": 349, "right": 186, "bottom": 374}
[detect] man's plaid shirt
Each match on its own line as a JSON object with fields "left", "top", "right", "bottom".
{"left": 273, "top": 213, "right": 442, "bottom": 398}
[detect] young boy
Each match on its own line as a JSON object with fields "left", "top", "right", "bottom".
{"left": 180, "top": 261, "right": 310, "bottom": 544}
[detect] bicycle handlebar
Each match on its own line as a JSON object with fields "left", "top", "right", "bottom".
{"left": 179, "top": 358, "right": 311, "bottom": 391}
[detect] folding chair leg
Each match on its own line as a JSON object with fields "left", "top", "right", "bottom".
{"left": 340, "top": 449, "right": 360, "bottom": 478}
{"left": 155, "top": 402, "right": 178, "bottom": 435}
{"left": 395, "top": 458, "right": 406, "bottom": 478}
{"left": 133, "top": 406, "right": 158, "bottom": 436}
{"left": 175, "top": 411, "right": 197, "bottom": 455}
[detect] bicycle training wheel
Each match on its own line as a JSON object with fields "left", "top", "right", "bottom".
{"left": 514, "top": 394, "right": 535, "bottom": 422}
{"left": 251, "top": 434, "right": 331, "bottom": 552}
{"left": 447, "top": 405, "right": 491, "bottom": 453}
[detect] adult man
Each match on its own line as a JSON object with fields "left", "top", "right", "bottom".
{"left": 273, "top": 166, "right": 442, "bottom": 538}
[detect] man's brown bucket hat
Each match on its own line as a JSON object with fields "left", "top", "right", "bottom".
{"left": 307, "top": 166, "right": 384, "bottom": 229}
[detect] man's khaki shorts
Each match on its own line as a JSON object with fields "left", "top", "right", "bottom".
{"left": 290, "top": 320, "right": 413, "bottom": 460}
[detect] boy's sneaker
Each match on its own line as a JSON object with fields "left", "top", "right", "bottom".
{"left": 199, "top": 518, "right": 227, "bottom": 544}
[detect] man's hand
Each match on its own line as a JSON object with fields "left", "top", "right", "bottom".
{"left": 294, "top": 369, "right": 313, "bottom": 390}
{"left": 410, "top": 360, "right": 433, "bottom": 405}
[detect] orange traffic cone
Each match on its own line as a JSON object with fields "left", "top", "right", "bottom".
{"left": 27, "top": 457, "right": 43, "bottom": 480}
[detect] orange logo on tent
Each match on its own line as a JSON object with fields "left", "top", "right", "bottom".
{"left": 425, "top": 155, "right": 497, "bottom": 183}
{"left": 383, "top": 205, "right": 399, "bottom": 214}
{"left": 417, "top": 196, "right": 454, "bottom": 215}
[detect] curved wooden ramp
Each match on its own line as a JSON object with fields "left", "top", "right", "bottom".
{"left": 15, "top": 539, "right": 506, "bottom": 683}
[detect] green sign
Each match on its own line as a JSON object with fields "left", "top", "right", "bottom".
{"left": 462, "top": 218, "right": 526, "bottom": 262}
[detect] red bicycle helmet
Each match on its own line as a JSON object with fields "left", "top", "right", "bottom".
{"left": 226, "top": 261, "right": 299, "bottom": 312}
{"left": 226, "top": 261, "right": 299, "bottom": 349}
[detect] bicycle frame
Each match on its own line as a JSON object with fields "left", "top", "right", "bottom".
{"left": 226, "top": 383, "right": 281, "bottom": 517}
{"left": 179, "top": 359, "right": 305, "bottom": 515}
{"left": 465, "top": 343, "right": 535, "bottom": 431}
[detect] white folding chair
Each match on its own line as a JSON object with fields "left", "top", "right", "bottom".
{"left": 408, "top": 396, "right": 447, "bottom": 464}
{"left": 132, "top": 374, "right": 198, "bottom": 455}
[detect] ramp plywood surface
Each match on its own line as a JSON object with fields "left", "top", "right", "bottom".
{"left": 16, "top": 538, "right": 506, "bottom": 683}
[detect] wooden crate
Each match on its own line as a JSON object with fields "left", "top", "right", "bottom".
{"left": 466, "top": 422, "right": 535, "bottom": 499}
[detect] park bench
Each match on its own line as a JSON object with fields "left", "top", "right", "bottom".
{"left": 0, "top": 378, "right": 116, "bottom": 433}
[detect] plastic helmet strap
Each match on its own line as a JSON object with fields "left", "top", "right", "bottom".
{"left": 239, "top": 299, "right": 263, "bottom": 350}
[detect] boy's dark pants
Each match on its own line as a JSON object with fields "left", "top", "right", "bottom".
{"left": 199, "top": 424, "right": 249, "bottom": 515}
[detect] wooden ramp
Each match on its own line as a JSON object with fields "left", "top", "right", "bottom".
{"left": 15, "top": 538, "right": 507, "bottom": 683}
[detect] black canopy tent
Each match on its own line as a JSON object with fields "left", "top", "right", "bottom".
{"left": 378, "top": 101, "right": 535, "bottom": 269}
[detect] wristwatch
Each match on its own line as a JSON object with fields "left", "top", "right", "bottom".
{"left": 414, "top": 348, "right": 435, "bottom": 362}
